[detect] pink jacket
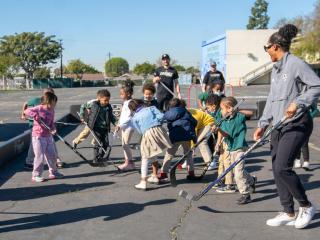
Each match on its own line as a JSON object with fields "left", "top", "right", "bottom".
{"left": 24, "top": 105, "right": 55, "bottom": 137}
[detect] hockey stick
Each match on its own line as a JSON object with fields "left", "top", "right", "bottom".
{"left": 197, "top": 137, "right": 225, "bottom": 179}
{"left": 159, "top": 81, "right": 177, "bottom": 97}
{"left": 76, "top": 112, "right": 119, "bottom": 171}
{"left": 179, "top": 116, "right": 287, "bottom": 201}
{"left": 37, "top": 118, "right": 94, "bottom": 166}
{"left": 55, "top": 121, "right": 81, "bottom": 126}
{"left": 169, "top": 99, "right": 245, "bottom": 187}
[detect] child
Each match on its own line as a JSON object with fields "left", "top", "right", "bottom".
{"left": 24, "top": 92, "right": 63, "bottom": 182}
{"left": 142, "top": 83, "right": 158, "bottom": 108}
{"left": 21, "top": 88, "right": 64, "bottom": 170}
{"left": 127, "top": 99, "right": 172, "bottom": 190}
{"left": 87, "top": 89, "right": 117, "bottom": 165}
{"left": 197, "top": 82, "right": 225, "bottom": 110}
{"left": 213, "top": 97, "right": 256, "bottom": 204}
{"left": 72, "top": 98, "right": 97, "bottom": 148}
{"left": 187, "top": 108, "right": 215, "bottom": 166}
{"left": 205, "top": 94, "right": 223, "bottom": 170}
{"left": 115, "top": 81, "right": 136, "bottom": 171}
{"left": 153, "top": 98, "right": 198, "bottom": 183}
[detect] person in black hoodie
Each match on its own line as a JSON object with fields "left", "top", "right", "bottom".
{"left": 147, "top": 98, "right": 198, "bottom": 184}
{"left": 87, "top": 89, "right": 117, "bottom": 165}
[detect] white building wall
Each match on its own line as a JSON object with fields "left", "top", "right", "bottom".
{"left": 225, "top": 29, "right": 277, "bottom": 86}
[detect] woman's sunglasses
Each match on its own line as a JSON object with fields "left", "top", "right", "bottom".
{"left": 264, "top": 44, "right": 273, "bottom": 52}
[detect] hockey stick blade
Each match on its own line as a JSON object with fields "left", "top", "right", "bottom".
{"left": 178, "top": 190, "right": 194, "bottom": 201}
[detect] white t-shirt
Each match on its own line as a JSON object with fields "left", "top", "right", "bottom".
{"left": 119, "top": 99, "right": 133, "bottom": 130}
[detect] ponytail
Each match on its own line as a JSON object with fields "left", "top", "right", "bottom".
{"left": 268, "top": 24, "right": 298, "bottom": 52}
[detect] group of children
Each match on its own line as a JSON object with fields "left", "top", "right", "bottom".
{"left": 22, "top": 81, "right": 257, "bottom": 204}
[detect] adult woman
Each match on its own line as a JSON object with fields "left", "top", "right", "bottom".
{"left": 253, "top": 24, "right": 320, "bottom": 229}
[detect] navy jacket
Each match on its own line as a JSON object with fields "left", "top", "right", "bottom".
{"left": 164, "top": 107, "right": 197, "bottom": 144}
{"left": 87, "top": 102, "right": 116, "bottom": 132}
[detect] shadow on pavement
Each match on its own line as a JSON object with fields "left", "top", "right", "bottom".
{"left": 0, "top": 198, "right": 176, "bottom": 233}
{"left": 0, "top": 181, "right": 114, "bottom": 201}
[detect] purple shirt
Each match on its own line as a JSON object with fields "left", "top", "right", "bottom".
{"left": 24, "top": 105, "right": 55, "bottom": 137}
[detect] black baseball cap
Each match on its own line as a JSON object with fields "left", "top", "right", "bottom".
{"left": 161, "top": 54, "right": 170, "bottom": 60}
{"left": 210, "top": 61, "right": 217, "bottom": 66}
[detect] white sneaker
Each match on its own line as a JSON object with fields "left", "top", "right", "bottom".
{"left": 294, "top": 159, "right": 301, "bottom": 168}
{"left": 32, "top": 176, "right": 45, "bottom": 182}
{"left": 147, "top": 175, "right": 159, "bottom": 184}
{"left": 208, "top": 161, "right": 217, "bottom": 171}
{"left": 181, "top": 161, "right": 187, "bottom": 169}
{"left": 266, "top": 212, "right": 296, "bottom": 227}
{"left": 302, "top": 161, "right": 310, "bottom": 170}
{"left": 295, "top": 204, "right": 316, "bottom": 229}
{"left": 134, "top": 181, "right": 147, "bottom": 191}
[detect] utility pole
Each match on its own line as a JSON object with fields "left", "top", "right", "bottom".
{"left": 59, "top": 39, "right": 63, "bottom": 78}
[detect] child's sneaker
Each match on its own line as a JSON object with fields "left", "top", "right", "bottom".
{"left": 266, "top": 212, "right": 296, "bottom": 227}
{"left": 207, "top": 161, "right": 217, "bottom": 171}
{"left": 295, "top": 204, "right": 316, "bottom": 229}
{"left": 134, "top": 181, "right": 147, "bottom": 191}
{"left": 158, "top": 172, "right": 169, "bottom": 183}
{"left": 118, "top": 162, "right": 135, "bottom": 171}
{"left": 24, "top": 163, "right": 34, "bottom": 170}
{"left": 302, "top": 161, "right": 310, "bottom": 171}
{"left": 32, "top": 176, "right": 45, "bottom": 182}
{"left": 237, "top": 194, "right": 252, "bottom": 205}
{"left": 181, "top": 161, "right": 187, "bottom": 169}
{"left": 216, "top": 185, "right": 236, "bottom": 193}
{"left": 57, "top": 159, "right": 65, "bottom": 169}
{"left": 294, "top": 159, "right": 301, "bottom": 168}
{"left": 211, "top": 181, "right": 224, "bottom": 189}
{"left": 48, "top": 172, "right": 64, "bottom": 180}
{"left": 147, "top": 174, "right": 159, "bottom": 184}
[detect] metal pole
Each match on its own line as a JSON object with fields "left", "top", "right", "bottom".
{"left": 59, "top": 39, "right": 63, "bottom": 78}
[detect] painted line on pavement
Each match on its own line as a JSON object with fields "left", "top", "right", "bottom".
{"left": 309, "top": 143, "right": 320, "bottom": 152}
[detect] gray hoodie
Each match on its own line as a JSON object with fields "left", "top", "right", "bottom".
{"left": 258, "top": 52, "right": 320, "bottom": 128}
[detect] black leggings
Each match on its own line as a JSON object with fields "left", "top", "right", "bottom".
{"left": 93, "top": 128, "right": 109, "bottom": 161}
{"left": 270, "top": 112, "right": 313, "bottom": 213}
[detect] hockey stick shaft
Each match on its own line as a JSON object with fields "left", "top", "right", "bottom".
{"left": 182, "top": 116, "right": 287, "bottom": 201}
{"left": 159, "top": 81, "right": 176, "bottom": 97}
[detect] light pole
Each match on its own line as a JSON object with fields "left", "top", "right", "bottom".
{"left": 59, "top": 39, "right": 63, "bottom": 78}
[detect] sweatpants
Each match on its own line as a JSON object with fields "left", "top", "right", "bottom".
{"left": 32, "top": 136, "right": 57, "bottom": 177}
{"left": 271, "top": 112, "right": 312, "bottom": 214}
{"left": 93, "top": 128, "right": 109, "bottom": 161}
{"left": 27, "top": 135, "right": 58, "bottom": 165}
{"left": 161, "top": 141, "right": 194, "bottom": 173}
{"left": 296, "top": 137, "right": 310, "bottom": 162}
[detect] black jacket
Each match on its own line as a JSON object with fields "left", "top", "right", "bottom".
{"left": 87, "top": 102, "right": 116, "bottom": 132}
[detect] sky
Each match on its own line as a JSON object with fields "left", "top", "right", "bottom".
{"left": 0, "top": 0, "right": 317, "bottom": 71}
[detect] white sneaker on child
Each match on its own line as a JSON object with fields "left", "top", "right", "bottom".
{"left": 134, "top": 181, "right": 147, "bottom": 191}
{"left": 295, "top": 204, "right": 316, "bottom": 229}
{"left": 32, "top": 176, "right": 45, "bottom": 182}
{"left": 294, "top": 159, "right": 301, "bottom": 168}
{"left": 147, "top": 175, "right": 159, "bottom": 184}
{"left": 181, "top": 161, "right": 187, "bottom": 169}
{"left": 266, "top": 212, "right": 296, "bottom": 227}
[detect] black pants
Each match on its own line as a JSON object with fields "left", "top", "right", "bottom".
{"left": 270, "top": 112, "right": 313, "bottom": 213}
{"left": 157, "top": 97, "right": 172, "bottom": 112}
{"left": 93, "top": 128, "right": 109, "bottom": 162}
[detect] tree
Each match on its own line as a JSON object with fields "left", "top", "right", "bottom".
{"left": 173, "top": 64, "right": 185, "bottom": 72}
{"left": 247, "top": 0, "right": 270, "bottom": 29}
{"left": 0, "top": 54, "right": 19, "bottom": 89}
{"left": 0, "top": 32, "right": 61, "bottom": 88}
{"left": 185, "top": 66, "right": 200, "bottom": 74}
{"left": 34, "top": 67, "right": 51, "bottom": 79}
{"left": 133, "top": 62, "right": 156, "bottom": 75}
{"left": 105, "top": 57, "right": 129, "bottom": 77}
{"left": 66, "top": 59, "right": 100, "bottom": 86}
